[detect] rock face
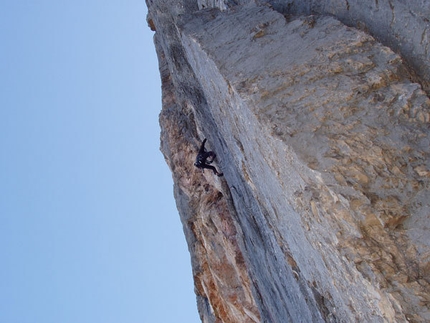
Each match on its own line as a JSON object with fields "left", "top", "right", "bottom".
{"left": 147, "top": 0, "right": 430, "bottom": 322}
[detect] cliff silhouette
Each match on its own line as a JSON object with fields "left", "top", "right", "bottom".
{"left": 146, "top": 0, "right": 430, "bottom": 321}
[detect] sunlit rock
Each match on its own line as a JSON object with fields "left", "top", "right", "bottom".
{"left": 147, "top": 0, "right": 430, "bottom": 321}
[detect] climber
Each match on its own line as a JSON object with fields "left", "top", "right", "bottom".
{"left": 194, "top": 138, "right": 223, "bottom": 177}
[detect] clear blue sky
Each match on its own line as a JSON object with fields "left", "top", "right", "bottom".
{"left": 0, "top": 1, "right": 200, "bottom": 322}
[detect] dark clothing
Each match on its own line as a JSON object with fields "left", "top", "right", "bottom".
{"left": 195, "top": 151, "right": 215, "bottom": 167}
{"left": 199, "top": 138, "right": 207, "bottom": 154}
{"left": 194, "top": 139, "right": 223, "bottom": 176}
{"left": 197, "top": 162, "right": 219, "bottom": 175}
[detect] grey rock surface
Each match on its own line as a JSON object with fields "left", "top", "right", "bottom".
{"left": 147, "top": 0, "right": 430, "bottom": 322}
{"left": 197, "top": 0, "right": 430, "bottom": 94}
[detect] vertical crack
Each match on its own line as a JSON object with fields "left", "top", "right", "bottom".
{"left": 422, "top": 27, "right": 429, "bottom": 57}
{"left": 388, "top": 0, "right": 395, "bottom": 27}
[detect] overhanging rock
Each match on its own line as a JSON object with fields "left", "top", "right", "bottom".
{"left": 148, "top": 1, "right": 430, "bottom": 322}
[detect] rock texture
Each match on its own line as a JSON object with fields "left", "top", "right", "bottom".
{"left": 147, "top": 0, "right": 430, "bottom": 322}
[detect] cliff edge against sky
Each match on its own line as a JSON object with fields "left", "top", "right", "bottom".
{"left": 146, "top": 0, "right": 430, "bottom": 322}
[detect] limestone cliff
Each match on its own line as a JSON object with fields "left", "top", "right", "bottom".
{"left": 146, "top": 0, "right": 430, "bottom": 322}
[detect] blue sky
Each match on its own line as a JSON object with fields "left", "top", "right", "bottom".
{"left": 0, "top": 1, "right": 200, "bottom": 322}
